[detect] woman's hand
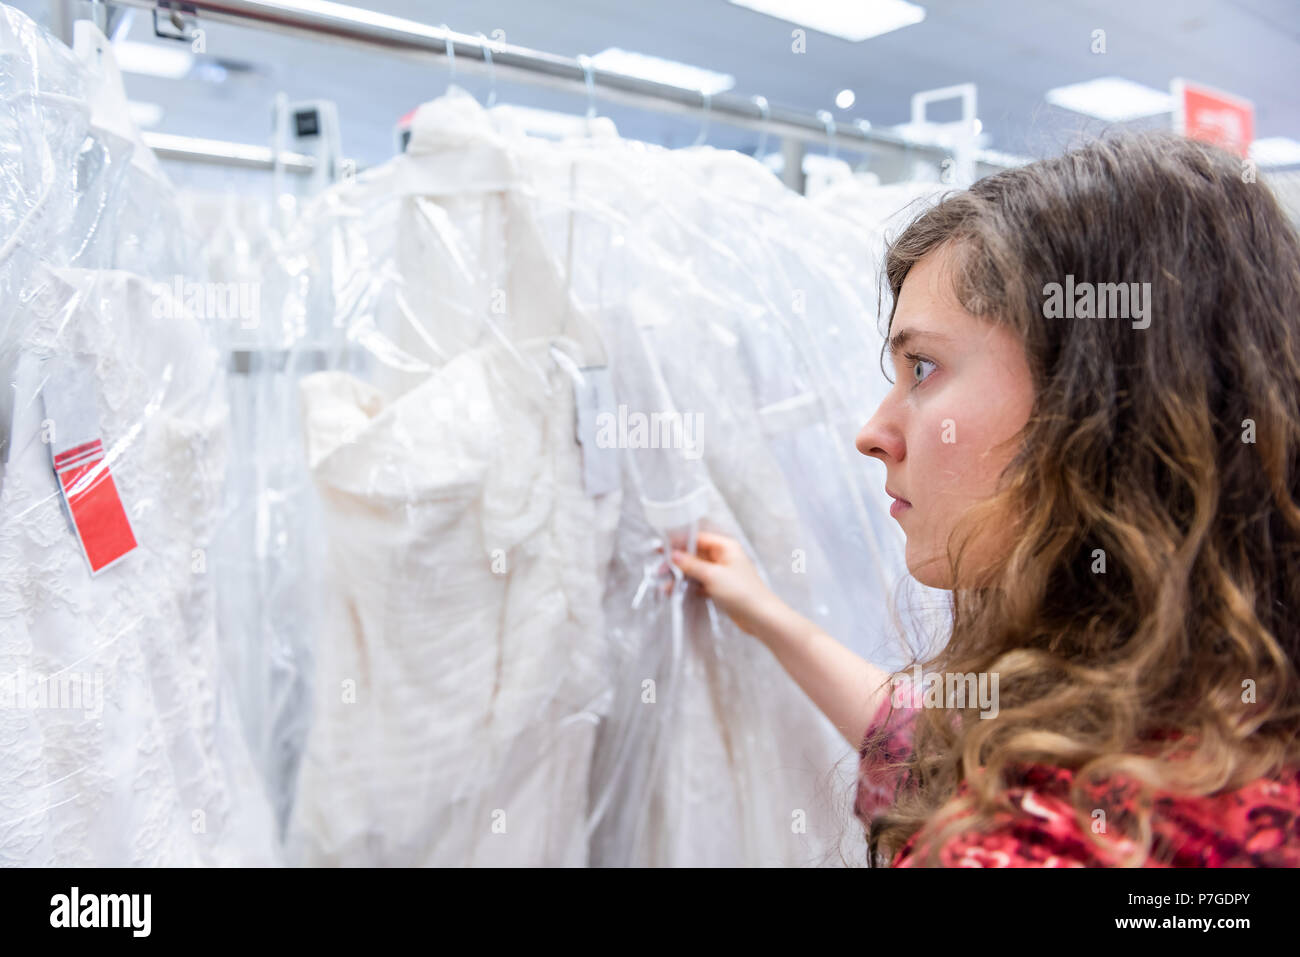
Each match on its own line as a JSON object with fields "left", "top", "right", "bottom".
{"left": 673, "top": 530, "right": 892, "bottom": 749}
{"left": 671, "top": 531, "right": 787, "bottom": 642}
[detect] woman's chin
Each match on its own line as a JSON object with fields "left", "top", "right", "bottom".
{"left": 905, "top": 547, "right": 952, "bottom": 590}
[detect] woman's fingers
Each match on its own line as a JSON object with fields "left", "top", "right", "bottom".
{"left": 670, "top": 531, "right": 745, "bottom": 592}
{"left": 693, "top": 530, "right": 732, "bottom": 562}
{"left": 671, "top": 549, "right": 712, "bottom": 584}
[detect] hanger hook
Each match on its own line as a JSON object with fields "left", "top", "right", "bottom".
{"left": 817, "top": 108, "right": 837, "bottom": 162}
{"left": 693, "top": 88, "right": 712, "bottom": 148}
{"left": 441, "top": 24, "right": 456, "bottom": 87}
{"left": 577, "top": 54, "right": 597, "bottom": 136}
{"left": 852, "top": 118, "right": 872, "bottom": 172}
{"left": 477, "top": 32, "right": 497, "bottom": 107}
{"left": 751, "top": 94, "right": 770, "bottom": 160}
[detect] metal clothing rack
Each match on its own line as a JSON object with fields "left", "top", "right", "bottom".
{"left": 107, "top": 0, "right": 955, "bottom": 189}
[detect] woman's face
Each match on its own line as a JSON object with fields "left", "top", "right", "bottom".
{"left": 856, "top": 243, "right": 1035, "bottom": 589}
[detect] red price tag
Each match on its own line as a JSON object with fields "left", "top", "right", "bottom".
{"left": 41, "top": 359, "right": 138, "bottom": 576}
{"left": 52, "top": 438, "right": 137, "bottom": 574}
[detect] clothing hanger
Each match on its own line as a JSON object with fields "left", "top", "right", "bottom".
{"left": 852, "top": 119, "right": 873, "bottom": 175}
{"left": 478, "top": 33, "right": 498, "bottom": 108}
{"left": 553, "top": 53, "right": 600, "bottom": 358}
{"left": 817, "top": 108, "right": 838, "bottom": 163}
{"left": 441, "top": 24, "right": 456, "bottom": 92}
{"left": 578, "top": 54, "right": 597, "bottom": 137}
{"left": 693, "top": 88, "right": 712, "bottom": 148}
{"left": 751, "top": 95, "right": 771, "bottom": 162}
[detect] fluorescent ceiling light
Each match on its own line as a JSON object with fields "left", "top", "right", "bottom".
{"left": 113, "top": 40, "right": 193, "bottom": 79}
{"left": 127, "top": 100, "right": 164, "bottom": 128}
{"left": 1250, "top": 137, "right": 1300, "bottom": 167}
{"left": 728, "top": 0, "right": 925, "bottom": 42}
{"left": 1045, "top": 77, "right": 1173, "bottom": 122}
{"left": 589, "top": 48, "right": 734, "bottom": 95}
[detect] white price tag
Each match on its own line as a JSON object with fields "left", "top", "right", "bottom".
{"left": 572, "top": 365, "right": 620, "bottom": 497}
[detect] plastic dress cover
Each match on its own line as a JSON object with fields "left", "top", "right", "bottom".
{"left": 262, "top": 88, "right": 935, "bottom": 866}
{"left": 524, "top": 122, "right": 953, "bottom": 864}
{"left": 0, "top": 8, "right": 276, "bottom": 864}
{"left": 174, "top": 184, "right": 320, "bottom": 839}
{"left": 280, "top": 98, "right": 622, "bottom": 865}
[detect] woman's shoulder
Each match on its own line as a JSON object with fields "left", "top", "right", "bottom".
{"left": 893, "top": 761, "right": 1300, "bottom": 868}
{"left": 853, "top": 693, "right": 1300, "bottom": 866}
{"left": 854, "top": 695, "right": 919, "bottom": 825}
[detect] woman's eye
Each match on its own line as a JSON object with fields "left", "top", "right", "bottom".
{"left": 910, "top": 356, "right": 937, "bottom": 385}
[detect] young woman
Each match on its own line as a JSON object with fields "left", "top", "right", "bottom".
{"left": 672, "top": 132, "right": 1300, "bottom": 867}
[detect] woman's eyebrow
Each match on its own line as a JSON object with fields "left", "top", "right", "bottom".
{"left": 888, "top": 328, "right": 954, "bottom": 357}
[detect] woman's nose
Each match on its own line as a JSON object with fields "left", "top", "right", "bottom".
{"left": 856, "top": 402, "right": 904, "bottom": 462}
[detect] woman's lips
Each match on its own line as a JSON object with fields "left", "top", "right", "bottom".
{"left": 887, "top": 489, "right": 912, "bottom": 519}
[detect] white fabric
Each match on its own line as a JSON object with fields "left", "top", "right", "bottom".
{"left": 812, "top": 177, "right": 951, "bottom": 251}
{"left": 0, "top": 268, "right": 277, "bottom": 866}
{"left": 276, "top": 91, "right": 881, "bottom": 866}
{"left": 0, "top": 5, "right": 276, "bottom": 866}
{"left": 282, "top": 97, "right": 625, "bottom": 863}
{"left": 0, "top": 4, "right": 948, "bottom": 868}
{"left": 288, "top": 336, "right": 620, "bottom": 865}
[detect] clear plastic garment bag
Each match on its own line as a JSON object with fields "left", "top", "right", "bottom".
{"left": 279, "top": 91, "right": 620, "bottom": 865}
{"left": 0, "top": 7, "right": 276, "bottom": 865}
{"left": 0, "top": 2, "right": 949, "bottom": 868}
{"left": 264, "top": 88, "right": 926, "bottom": 866}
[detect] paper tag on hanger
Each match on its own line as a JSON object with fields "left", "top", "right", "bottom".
{"left": 41, "top": 358, "right": 137, "bottom": 575}
{"left": 572, "top": 365, "right": 621, "bottom": 497}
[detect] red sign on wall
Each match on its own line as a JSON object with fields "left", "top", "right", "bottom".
{"left": 1172, "top": 79, "right": 1254, "bottom": 157}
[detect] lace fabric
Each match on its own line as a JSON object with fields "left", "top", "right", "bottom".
{"left": 0, "top": 7, "right": 277, "bottom": 866}
{"left": 0, "top": 267, "right": 277, "bottom": 866}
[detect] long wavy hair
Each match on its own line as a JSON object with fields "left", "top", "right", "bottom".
{"left": 864, "top": 132, "right": 1300, "bottom": 866}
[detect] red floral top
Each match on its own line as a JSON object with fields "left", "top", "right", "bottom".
{"left": 855, "top": 696, "right": 1300, "bottom": 867}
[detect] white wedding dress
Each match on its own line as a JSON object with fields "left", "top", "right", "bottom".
{"left": 0, "top": 7, "right": 277, "bottom": 866}
{"left": 278, "top": 91, "right": 905, "bottom": 866}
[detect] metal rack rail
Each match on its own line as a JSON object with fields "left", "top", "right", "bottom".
{"left": 108, "top": 0, "right": 955, "bottom": 188}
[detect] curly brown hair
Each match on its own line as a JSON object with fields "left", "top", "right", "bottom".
{"left": 864, "top": 132, "right": 1300, "bottom": 866}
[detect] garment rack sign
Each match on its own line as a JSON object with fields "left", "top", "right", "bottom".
{"left": 1172, "top": 78, "right": 1254, "bottom": 158}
